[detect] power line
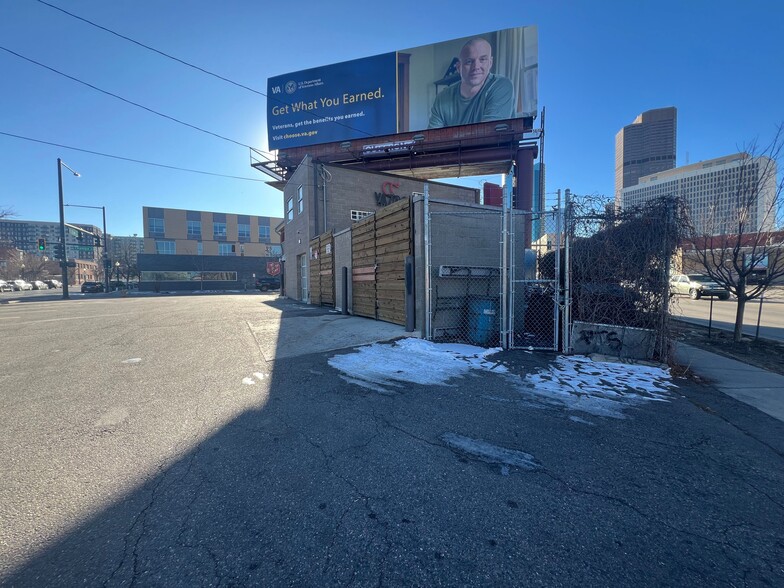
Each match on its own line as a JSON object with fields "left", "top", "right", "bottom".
{"left": 36, "top": 0, "right": 265, "bottom": 96}
{"left": 32, "top": 0, "right": 375, "bottom": 140}
{"left": 0, "top": 130, "right": 267, "bottom": 182}
{"left": 0, "top": 45, "right": 259, "bottom": 152}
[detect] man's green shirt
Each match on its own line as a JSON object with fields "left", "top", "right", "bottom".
{"left": 428, "top": 74, "right": 515, "bottom": 129}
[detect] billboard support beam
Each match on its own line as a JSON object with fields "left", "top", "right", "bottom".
{"left": 515, "top": 145, "right": 537, "bottom": 249}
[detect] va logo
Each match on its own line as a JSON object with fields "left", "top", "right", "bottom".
{"left": 271, "top": 85, "right": 281, "bottom": 94}
{"left": 285, "top": 80, "right": 297, "bottom": 94}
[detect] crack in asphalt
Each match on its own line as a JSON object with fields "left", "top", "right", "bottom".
{"left": 682, "top": 395, "right": 784, "bottom": 460}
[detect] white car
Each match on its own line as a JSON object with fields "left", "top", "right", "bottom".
{"left": 0, "top": 280, "right": 13, "bottom": 292}
{"left": 12, "top": 280, "right": 33, "bottom": 291}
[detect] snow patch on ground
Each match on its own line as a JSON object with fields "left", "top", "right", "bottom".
{"left": 514, "top": 355, "right": 674, "bottom": 418}
{"left": 328, "top": 338, "right": 504, "bottom": 392}
{"left": 122, "top": 358, "right": 142, "bottom": 364}
{"left": 328, "top": 338, "right": 674, "bottom": 418}
{"left": 441, "top": 432, "right": 541, "bottom": 471}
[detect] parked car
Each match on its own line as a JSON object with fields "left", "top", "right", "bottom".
{"left": 81, "top": 281, "right": 105, "bottom": 293}
{"left": 44, "top": 279, "right": 62, "bottom": 289}
{"left": 109, "top": 280, "right": 128, "bottom": 291}
{"left": 0, "top": 280, "right": 13, "bottom": 292}
{"left": 30, "top": 280, "right": 49, "bottom": 290}
{"left": 670, "top": 273, "right": 731, "bottom": 300}
{"left": 12, "top": 280, "right": 33, "bottom": 291}
{"left": 255, "top": 276, "right": 281, "bottom": 292}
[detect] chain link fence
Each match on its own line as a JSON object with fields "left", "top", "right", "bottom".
{"left": 425, "top": 204, "right": 563, "bottom": 350}
{"left": 427, "top": 207, "right": 503, "bottom": 346}
{"left": 539, "top": 196, "right": 687, "bottom": 361}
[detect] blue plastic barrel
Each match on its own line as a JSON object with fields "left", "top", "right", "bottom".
{"left": 467, "top": 298, "right": 497, "bottom": 345}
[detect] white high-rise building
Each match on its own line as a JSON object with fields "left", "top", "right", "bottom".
{"left": 620, "top": 153, "right": 777, "bottom": 236}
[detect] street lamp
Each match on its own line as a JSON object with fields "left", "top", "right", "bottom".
{"left": 58, "top": 158, "right": 80, "bottom": 300}
{"left": 64, "top": 203, "right": 109, "bottom": 294}
{"left": 115, "top": 261, "right": 120, "bottom": 287}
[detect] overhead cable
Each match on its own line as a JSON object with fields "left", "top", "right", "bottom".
{"left": 0, "top": 45, "right": 258, "bottom": 151}
{"left": 0, "top": 130, "right": 267, "bottom": 182}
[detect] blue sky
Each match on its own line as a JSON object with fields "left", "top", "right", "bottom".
{"left": 1, "top": 0, "right": 781, "bottom": 236}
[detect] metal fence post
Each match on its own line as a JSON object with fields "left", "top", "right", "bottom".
{"left": 423, "top": 184, "right": 431, "bottom": 340}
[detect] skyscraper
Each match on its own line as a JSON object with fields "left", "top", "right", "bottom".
{"left": 614, "top": 107, "right": 677, "bottom": 208}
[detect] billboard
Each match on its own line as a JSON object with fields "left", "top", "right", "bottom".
{"left": 267, "top": 26, "right": 538, "bottom": 150}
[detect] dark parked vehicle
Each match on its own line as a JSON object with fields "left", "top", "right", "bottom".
{"left": 44, "top": 279, "right": 62, "bottom": 289}
{"left": 109, "top": 280, "right": 128, "bottom": 291}
{"left": 255, "top": 276, "right": 281, "bottom": 292}
{"left": 81, "top": 281, "right": 105, "bottom": 293}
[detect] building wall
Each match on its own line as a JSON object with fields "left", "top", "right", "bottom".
{"left": 137, "top": 253, "right": 279, "bottom": 291}
{"left": 0, "top": 219, "right": 102, "bottom": 261}
{"left": 614, "top": 107, "right": 677, "bottom": 207}
{"left": 280, "top": 155, "right": 479, "bottom": 302}
{"left": 142, "top": 206, "right": 283, "bottom": 258}
{"left": 621, "top": 153, "right": 777, "bottom": 235}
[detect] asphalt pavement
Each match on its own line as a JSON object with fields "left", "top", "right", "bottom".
{"left": 1, "top": 293, "right": 783, "bottom": 586}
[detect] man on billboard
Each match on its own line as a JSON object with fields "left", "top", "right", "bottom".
{"left": 428, "top": 38, "right": 515, "bottom": 129}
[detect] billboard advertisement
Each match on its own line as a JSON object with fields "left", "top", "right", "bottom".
{"left": 267, "top": 26, "right": 538, "bottom": 150}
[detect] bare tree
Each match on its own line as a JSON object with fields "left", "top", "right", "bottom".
{"left": 0, "top": 207, "right": 15, "bottom": 219}
{"left": 686, "top": 124, "right": 784, "bottom": 342}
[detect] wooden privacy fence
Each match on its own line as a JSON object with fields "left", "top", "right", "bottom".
{"left": 352, "top": 197, "right": 411, "bottom": 325}
{"left": 309, "top": 232, "right": 334, "bottom": 306}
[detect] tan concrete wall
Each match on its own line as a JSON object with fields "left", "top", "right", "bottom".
{"left": 165, "top": 209, "right": 187, "bottom": 239}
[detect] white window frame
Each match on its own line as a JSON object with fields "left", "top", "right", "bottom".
{"left": 286, "top": 198, "right": 294, "bottom": 221}
{"left": 351, "top": 210, "right": 374, "bottom": 222}
{"left": 149, "top": 217, "right": 164, "bottom": 234}
{"left": 155, "top": 240, "right": 175, "bottom": 255}
{"left": 297, "top": 185, "right": 304, "bottom": 214}
{"left": 218, "top": 243, "right": 234, "bottom": 256}
{"left": 187, "top": 220, "right": 201, "bottom": 237}
{"left": 213, "top": 221, "right": 227, "bottom": 238}
{"left": 238, "top": 223, "right": 251, "bottom": 239}
{"left": 259, "top": 225, "right": 270, "bottom": 242}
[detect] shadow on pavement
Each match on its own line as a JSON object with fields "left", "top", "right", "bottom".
{"left": 5, "top": 297, "right": 784, "bottom": 586}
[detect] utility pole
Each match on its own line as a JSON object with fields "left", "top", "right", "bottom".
{"left": 57, "top": 158, "right": 69, "bottom": 300}
{"left": 102, "top": 206, "right": 110, "bottom": 294}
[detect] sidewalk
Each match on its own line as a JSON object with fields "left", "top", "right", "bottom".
{"left": 674, "top": 342, "right": 784, "bottom": 423}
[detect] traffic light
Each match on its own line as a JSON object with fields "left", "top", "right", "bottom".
{"left": 37, "top": 238, "right": 46, "bottom": 251}
{"left": 53, "top": 243, "right": 64, "bottom": 259}
{"left": 94, "top": 236, "right": 101, "bottom": 247}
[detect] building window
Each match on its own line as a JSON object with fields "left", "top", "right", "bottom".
{"left": 149, "top": 217, "right": 164, "bottom": 234}
{"left": 155, "top": 240, "right": 175, "bottom": 255}
{"left": 238, "top": 223, "right": 250, "bottom": 239}
{"left": 297, "top": 185, "right": 304, "bottom": 213}
{"left": 187, "top": 220, "right": 201, "bottom": 237}
{"left": 351, "top": 210, "right": 374, "bottom": 222}
{"left": 259, "top": 225, "right": 270, "bottom": 242}
{"left": 286, "top": 198, "right": 294, "bottom": 221}
{"left": 213, "top": 222, "right": 227, "bottom": 238}
{"left": 219, "top": 243, "right": 234, "bottom": 256}
{"left": 197, "top": 242, "right": 203, "bottom": 255}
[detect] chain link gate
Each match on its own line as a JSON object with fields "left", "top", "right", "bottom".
{"left": 425, "top": 197, "right": 564, "bottom": 351}
{"left": 507, "top": 209, "right": 563, "bottom": 351}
